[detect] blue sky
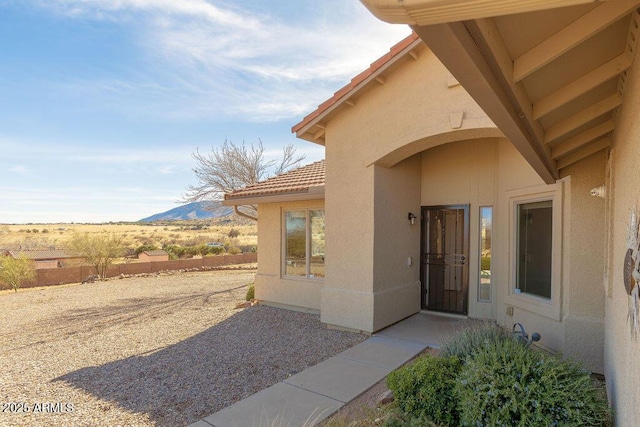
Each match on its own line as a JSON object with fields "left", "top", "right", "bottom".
{"left": 0, "top": 0, "right": 410, "bottom": 223}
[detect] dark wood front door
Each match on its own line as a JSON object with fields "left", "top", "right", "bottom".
{"left": 421, "top": 205, "right": 469, "bottom": 315}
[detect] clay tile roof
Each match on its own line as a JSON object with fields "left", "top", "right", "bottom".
{"left": 292, "top": 32, "right": 420, "bottom": 137}
{"left": 224, "top": 160, "right": 325, "bottom": 202}
{"left": 8, "top": 249, "right": 79, "bottom": 260}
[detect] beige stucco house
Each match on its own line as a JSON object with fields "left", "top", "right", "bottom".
{"left": 225, "top": 1, "right": 640, "bottom": 423}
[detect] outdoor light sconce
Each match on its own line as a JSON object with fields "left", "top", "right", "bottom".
{"left": 590, "top": 185, "right": 606, "bottom": 198}
{"left": 408, "top": 212, "right": 417, "bottom": 225}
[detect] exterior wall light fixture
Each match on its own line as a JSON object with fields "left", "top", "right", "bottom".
{"left": 408, "top": 212, "right": 417, "bottom": 225}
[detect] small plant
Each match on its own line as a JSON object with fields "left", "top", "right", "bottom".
{"left": 386, "top": 354, "right": 462, "bottom": 426}
{"left": 228, "top": 246, "right": 242, "bottom": 255}
{"left": 228, "top": 228, "right": 240, "bottom": 238}
{"left": 440, "top": 322, "right": 511, "bottom": 360}
{"left": 246, "top": 284, "right": 255, "bottom": 301}
{"left": 455, "top": 337, "right": 612, "bottom": 426}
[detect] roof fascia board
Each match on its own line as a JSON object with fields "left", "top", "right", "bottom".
{"left": 359, "top": 0, "right": 599, "bottom": 26}
{"left": 412, "top": 21, "right": 557, "bottom": 184}
{"left": 222, "top": 187, "right": 325, "bottom": 206}
{"left": 294, "top": 39, "right": 423, "bottom": 141}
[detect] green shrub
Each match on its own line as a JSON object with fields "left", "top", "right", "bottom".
{"left": 455, "top": 338, "right": 612, "bottom": 426}
{"left": 440, "top": 322, "right": 511, "bottom": 360}
{"left": 383, "top": 413, "right": 435, "bottom": 427}
{"left": 387, "top": 354, "right": 462, "bottom": 426}
{"left": 207, "top": 245, "right": 224, "bottom": 255}
{"left": 246, "top": 284, "right": 255, "bottom": 301}
{"left": 480, "top": 256, "right": 491, "bottom": 270}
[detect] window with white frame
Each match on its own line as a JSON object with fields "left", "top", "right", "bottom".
{"left": 284, "top": 209, "right": 325, "bottom": 279}
{"left": 515, "top": 200, "right": 553, "bottom": 299}
{"left": 478, "top": 206, "right": 492, "bottom": 302}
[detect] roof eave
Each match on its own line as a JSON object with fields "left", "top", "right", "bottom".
{"left": 222, "top": 185, "right": 325, "bottom": 206}
{"left": 359, "top": 0, "right": 599, "bottom": 26}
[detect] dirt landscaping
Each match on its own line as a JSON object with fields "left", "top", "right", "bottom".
{"left": 0, "top": 270, "right": 366, "bottom": 426}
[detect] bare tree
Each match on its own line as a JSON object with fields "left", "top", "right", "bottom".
{"left": 183, "top": 139, "right": 305, "bottom": 220}
{"left": 69, "top": 233, "right": 126, "bottom": 281}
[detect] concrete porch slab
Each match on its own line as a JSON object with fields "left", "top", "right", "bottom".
{"left": 375, "top": 312, "right": 472, "bottom": 347}
{"left": 200, "top": 382, "right": 342, "bottom": 427}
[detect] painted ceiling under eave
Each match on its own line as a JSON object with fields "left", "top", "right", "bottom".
{"left": 363, "top": 0, "right": 640, "bottom": 182}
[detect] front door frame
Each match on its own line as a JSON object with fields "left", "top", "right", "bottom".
{"left": 420, "top": 204, "right": 470, "bottom": 314}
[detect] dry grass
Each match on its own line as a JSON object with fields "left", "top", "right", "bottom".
{"left": 0, "top": 218, "right": 257, "bottom": 253}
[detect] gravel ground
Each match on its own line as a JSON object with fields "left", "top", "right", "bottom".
{"left": 0, "top": 269, "right": 366, "bottom": 427}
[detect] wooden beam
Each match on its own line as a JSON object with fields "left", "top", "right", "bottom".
{"left": 375, "top": 76, "right": 386, "bottom": 85}
{"left": 345, "top": 99, "right": 356, "bottom": 107}
{"left": 313, "top": 128, "right": 325, "bottom": 141}
{"left": 544, "top": 94, "right": 621, "bottom": 144}
{"left": 557, "top": 137, "right": 611, "bottom": 169}
{"left": 413, "top": 22, "right": 557, "bottom": 184}
{"left": 409, "top": 51, "right": 419, "bottom": 60}
{"left": 513, "top": 0, "right": 640, "bottom": 82}
{"left": 534, "top": 53, "right": 631, "bottom": 119}
{"left": 465, "top": 19, "right": 547, "bottom": 149}
{"left": 552, "top": 120, "right": 614, "bottom": 159}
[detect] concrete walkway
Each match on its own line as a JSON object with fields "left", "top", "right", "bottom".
{"left": 189, "top": 312, "right": 471, "bottom": 427}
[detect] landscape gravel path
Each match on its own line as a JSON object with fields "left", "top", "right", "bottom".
{"left": 0, "top": 269, "right": 366, "bottom": 426}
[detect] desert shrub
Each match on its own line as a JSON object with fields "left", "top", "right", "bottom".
{"left": 480, "top": 256, "right": 491, "bottom": 270}
{"left": 238, "top": 244, "right": 257, "bottom": 253}
{"left": 228, "top": 246, "right": 242, "bottom": 255}
{"left": 455, "top": 337, "right": 612, "bottom": 426}
{"left": 387, "top": 354, "right": 462, "bottom": 426}
{"left": 440, "top": 322, "right": 511, "bottom": 360}
{"left": 134, "top": 244, "right": 157, "bottom": 256}
{"left": 228, "top": 228, "right": 240, "bottom": 238}
{"left": 163, "top": 244, "right": 186, "bottom": 259}
{"left": 207, "top": 245, "right": 224, "bottom": 255}
{"left": 0, "top": 255, "right": 36, "bottom": 292}
{"left": 246, "top": 284, "right": 255, "bottom": 301}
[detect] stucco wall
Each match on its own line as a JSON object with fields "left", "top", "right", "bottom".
{"left": 419, "top": 136, "right": 605, "bottom": 372}
{"left": 371, "top": 158, "right": 422, "bottom": 330}
{"left": 603, "top": 50, "right": 640, "bottom": 424}
{"left": 256, "top": 200, "right": 325, "bottom": 312}
{"left": 421, "top": 137, "right": 500, "bottom": 319}
{"left": 320, "top": 45, "right": 499, "bottom": 332}
{"left": 315, "top": 40, "right": 607, "bottom": 366}
{"left": 559, "top": 151, "right": 606, "bottom": 374}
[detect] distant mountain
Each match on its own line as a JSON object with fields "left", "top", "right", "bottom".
{"left": 139, "top": 201, "right": 232, "bottom": 222}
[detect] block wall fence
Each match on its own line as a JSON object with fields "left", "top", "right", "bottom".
{"left": 22, "top": 253, "right": 257, "bottom": 288}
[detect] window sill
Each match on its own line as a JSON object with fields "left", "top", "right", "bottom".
{"left": 505, "top": 291, "right": 560, "bottom": 321}
{"left": 281, "top": 275, "right": 325, "bottom": 283}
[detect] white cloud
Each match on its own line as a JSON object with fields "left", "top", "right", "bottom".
{"left": 0, "top": 138, "right": 194, "bottom": 165}
{"left": 38, "top": 0, "right": 411, "bottom": 121}
{"left": 158, "top": 165, "right": 175, "bottom": 174}
{"left": 9, "top": 165, "right": 30, "bottom": 175}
